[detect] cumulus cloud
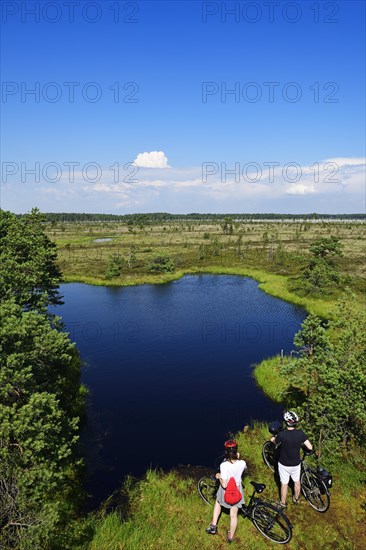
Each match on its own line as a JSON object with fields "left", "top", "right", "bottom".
{"left": 134, "top": 150, "right": 170, "bottom": 168}
{"left": 286, "top": 182, "right": 316, "bottom": 195}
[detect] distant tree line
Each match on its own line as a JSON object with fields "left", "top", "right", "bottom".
{"left": 19, "top": 212, "right": 366, "bottom": 223}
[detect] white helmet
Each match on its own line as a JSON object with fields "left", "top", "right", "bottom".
{"left": 283, "top": 411, "right": 299, "bottom": 425}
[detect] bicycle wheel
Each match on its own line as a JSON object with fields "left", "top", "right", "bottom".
{"left": 262, "top": 441, "right": 276, "bottom": 472}
{"left": 252, "top": 502, "right": 292, "bottom": 544}
{"left": 198, "top": 476, "right": 218, "bottom": 506}
{"left": 301, "top": 470, "right": 330, "bottom": 512}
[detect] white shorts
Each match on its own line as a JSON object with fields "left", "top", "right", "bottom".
{"left": 278, "top": 462, "right": 301, "bottom": 485}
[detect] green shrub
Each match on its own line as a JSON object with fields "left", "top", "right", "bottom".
{"left": 147, "top": 255, "right": 175, "bottom": 273}
{"left": 105, "top": 255, "right": 126, "bottom": 279}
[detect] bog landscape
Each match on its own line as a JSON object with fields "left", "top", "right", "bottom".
{"left": 1, "top": 210, "right": 365, "bottom": 548}
{"left": 2, "top": 1, "right": 365, "bottom": 548}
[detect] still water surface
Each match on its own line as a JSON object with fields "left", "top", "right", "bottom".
{"left": 55, "top": 275, "right": 306, "bottom": 506}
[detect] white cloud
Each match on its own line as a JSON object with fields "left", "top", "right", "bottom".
{"left": 324, "top": 157, "right": 366, "bottom": 166}
{"left": 286, "top": 183, "right": 316, "bottom": 195}
{"left": 4, "top": 156, "right": 364, "bottom": 214}
{"left": 77, "top": 157, "right": 365, "bottom": 206}
{"left": 133, "top": 151, "right": 170, "bottom": 168}
{"left": 91, "top": 182, "right": 131, "bottom": 193}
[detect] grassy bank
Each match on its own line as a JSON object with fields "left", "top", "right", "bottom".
{"left": 252, "top": 355, "right": 286, "bottom": 403}
{"left": 62, "top": 266, "right": 337, "bottom": 319}
{"left": 84, "top": 423, "right": 366, "bottom": 549}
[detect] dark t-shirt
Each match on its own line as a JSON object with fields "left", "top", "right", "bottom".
{"left": 276, "top": 429, "right": 308, "bottom": 466}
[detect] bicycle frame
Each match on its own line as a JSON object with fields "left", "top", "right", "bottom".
{"left": 240, "top": 487, "right": 262, "bottom": 516}
{"left": 240, "top": 483, "right": 287, "bottom": 516}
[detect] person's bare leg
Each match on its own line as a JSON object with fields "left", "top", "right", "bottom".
{"left": 281, "top": 483, "right": 288, "bottom": 505}
{"left": 211, "top": 500, "right": 221, "bottom": 526}
{"left": 229, "top": 507, "right": 238, "bottom": 539}
{"left": 294, "top": 480, "right": 301, "bottom": 500}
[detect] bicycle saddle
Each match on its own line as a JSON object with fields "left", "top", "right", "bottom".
{"left": 250, "top": 481, "right": 266, "bottom": 493}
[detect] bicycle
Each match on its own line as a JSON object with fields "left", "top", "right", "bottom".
{"left": 299, "top": 451, "right": 332, "bottom": 512}
{"left": 198, "top": 476, "right": 293, "bottom": 544}
{"left": 262, "top": 423, "right": 332, "bottom": 513}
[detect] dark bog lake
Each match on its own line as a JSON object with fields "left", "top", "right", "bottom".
{"left": 54, "top": 275, "right": 306, "bottom": 507}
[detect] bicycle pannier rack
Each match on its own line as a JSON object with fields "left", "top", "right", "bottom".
{"left": 316, "top": 467, "right": 333, "bottom": 489}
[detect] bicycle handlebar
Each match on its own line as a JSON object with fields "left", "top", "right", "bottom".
{"left": 301, "top": 448, "right": 314, "bottom": 457}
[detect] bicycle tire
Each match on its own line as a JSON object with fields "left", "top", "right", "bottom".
{"left": 262, "top": 441, "right": 276, "bottom": 472}
{"left": 251, "top": 501, "right": 292, "bottom": 544}
{"left": 198, "top": 476, "right": 218, "bottom": 506}
{"left": 301, "top": 470, "right": 330, "bottom": 513}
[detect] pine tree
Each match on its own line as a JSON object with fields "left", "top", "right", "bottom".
{"left": 281, "top": 298, "right": 366, "bottom": 456}
{"left": 0, "top": 209, "right": 62, "bottom": 310}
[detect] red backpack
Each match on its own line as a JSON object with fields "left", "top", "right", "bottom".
{"left": 224, "top": 477, "right": 242, "bottom": 505}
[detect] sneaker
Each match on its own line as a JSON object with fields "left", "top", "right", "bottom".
{"left": 205, "top": 524, "right": 217, "bottom": 535}
{"left": 277, "top": 502, "right": 287, "bottom": 510}
{"left": 227, "top": 530, "right": 234, "bottom": 544}
{"left": 292, "top": 496, "right": 300, "bottom": 504}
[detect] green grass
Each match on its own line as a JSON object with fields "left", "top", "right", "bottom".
{"left": 84, "top": 424, "right": 366, "bottom": 549}
{"left": 253, "top": 355, "right": 287, "bottom": 403}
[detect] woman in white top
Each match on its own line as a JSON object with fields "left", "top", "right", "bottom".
{"left": 205, "top": 439, "right": 247, "bottom": 544}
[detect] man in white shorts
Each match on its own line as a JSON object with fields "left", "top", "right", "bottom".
{"left": 271, "top": 411, "right": 312, "bottom": 507}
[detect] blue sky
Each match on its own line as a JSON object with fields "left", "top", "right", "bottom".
{"left": 1, "top": 0, "right": 365, "bottom": 213}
